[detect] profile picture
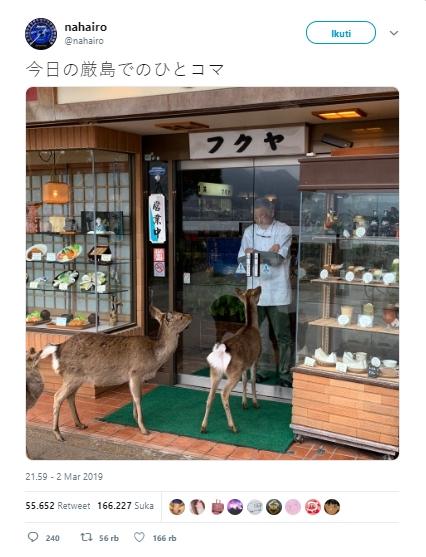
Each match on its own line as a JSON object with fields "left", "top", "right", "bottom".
{"left": 190, "top": 499, "right": 205, "bottom": 515}
{"left": 285, "top": 499, "right": 301, "bottom": 515}
{"left": 305, "top": 499, "right": 321, "bottom": 515}
{"left": 266, "top": 499, "right": 282, "bottom": 515}
{"left": 169, "top": 498, "right": 185, "bottom": 515}
{"left": 324, "top": 499, "right": 340, "bottom": 515}
{"left": 247, "top": 499, "right": 263, "bottom": 515}
{"left": 211, "top": 500, "right": 224, "bottom": 515}
{"left": 227, "top": 499, "right": 243, "bottom": 515}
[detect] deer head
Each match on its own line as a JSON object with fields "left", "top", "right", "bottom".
{"left": 235, "top": 286, "right": 262, "bottom": 305}
{"left": 149, "top": 305, "right": 192, "bottom": 335}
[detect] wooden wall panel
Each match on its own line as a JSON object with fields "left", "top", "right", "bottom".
{"left": 299, "top": 154, "right": 399, "bottom": 190}
{"left": 26, "top": 125, "right": 141, "bottom": 154}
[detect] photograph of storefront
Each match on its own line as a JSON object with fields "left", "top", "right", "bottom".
{"left": 26, "top": 87, "right": 399, "bottom": 459}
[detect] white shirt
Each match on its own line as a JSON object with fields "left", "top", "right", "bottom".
{"left": 238, "top": 220, "right": 293, "bottom": 306}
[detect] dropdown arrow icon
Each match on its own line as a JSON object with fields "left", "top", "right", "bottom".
{"left": 390, "top": 30, "right": 399, "bottom": 36}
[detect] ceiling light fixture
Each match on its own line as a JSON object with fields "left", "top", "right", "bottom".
{"left": 312, "top": 108, "right": 367, "bottom": 120}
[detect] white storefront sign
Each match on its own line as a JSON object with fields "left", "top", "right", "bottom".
{"left": 148, "top": 193, "right": 166, "bottom": 244}
{"left": 189, "top": 126, "right": 307, "bottom": 159}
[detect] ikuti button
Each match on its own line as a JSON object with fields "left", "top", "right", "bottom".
{"left": 306, "top": 21, "right": 376, "bottom": 44}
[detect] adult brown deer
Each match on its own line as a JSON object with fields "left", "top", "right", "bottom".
{"left": 40, "top": 306, "right": 192, "bottom": 441}
{"left": 26, "top": 347, "right": 44, "bottom": 412}
{"left": 201, "top": 286, "right": 262, "bottom": 434}
{"left": 26, "top": 347, "right": 44, "bottom": 458}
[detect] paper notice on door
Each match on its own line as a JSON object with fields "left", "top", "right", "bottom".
{"left": 183, "top": 273, "right": 191, "bottom": 284}
{"left": 154, "top": 262, "right": 166, "bottom": 277}
{"left": 236, "top": 262, "right": 246, "bottom": 274}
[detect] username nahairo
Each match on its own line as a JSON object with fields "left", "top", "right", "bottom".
{"left": 65, "top": 22, "right": 107, "bottom": 32}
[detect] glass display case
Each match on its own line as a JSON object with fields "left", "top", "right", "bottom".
{"left": 26, "top": 148, "right": 134, "bottom": 333}
{"left": 291, "top": 154, "right": 399, "bottom": 457}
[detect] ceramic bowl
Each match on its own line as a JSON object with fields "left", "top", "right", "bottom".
{"left": 382, "top": 359, "right": 397, "bottom": 368}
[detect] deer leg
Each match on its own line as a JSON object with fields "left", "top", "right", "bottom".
{"left": 53, "top": 380, "right": 82, "bottom": 441}
{"left": 242, "top": 369, "right": 248, "bottom": 409}
{"left": 201, "top": 368, "right": 221, "bottom": 433}
{"left": 221, "top": 374, "right": 241, "bottom": 433}
{"left": 132, "top": 383, "right": 142, "bottom": 424}
{"left": 67, "top": 391, "right": 87, "bottom": 430}
{"left": 250, "top": 362, "right": 260, "bottom": 408}
{"left": 129, "top": 375, "right": 149, "bottom": 435}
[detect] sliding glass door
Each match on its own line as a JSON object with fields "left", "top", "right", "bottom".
{"left": 175, "top": 158, "right": 300, "bottom": 399}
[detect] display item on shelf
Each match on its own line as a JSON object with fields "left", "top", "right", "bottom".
{"left": 314, "top": 348, "right": 337, "bottom": 366}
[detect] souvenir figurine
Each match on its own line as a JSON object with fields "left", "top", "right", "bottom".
{"left": 324, "top": 209, "right": 339, "bottom": 234}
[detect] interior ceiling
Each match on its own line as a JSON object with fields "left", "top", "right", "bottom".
{"left": 98, "top": 99, "right": 398, "bottom": 136}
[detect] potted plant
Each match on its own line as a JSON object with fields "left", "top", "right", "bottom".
{"left": 209, "top": 294, "right": 245, "bottom": 341}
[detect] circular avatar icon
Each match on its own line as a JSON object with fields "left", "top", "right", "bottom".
{"left": 247, "top": 499, "right": 263, "bottom": 515}
{"left": 25, "top": 18, "right": 57, "bottom": 50}
{"left": 285, "top": 499, "right": 301, "bottom": 515}
{"left": 324, "top": 499, "right": 340, "bottom": 515}
{"left": 227, "top": 499, "right": 243, "bottom": 515}
{"left": 190, "top": 499, "right": 205, "bottom": 515}
{"left": 266, "top": 499, "right": 282, "bottom": 515}
{"left": 305, "top": 499, "right": 321, "bottom": 515}
{"left": 211, "top": 500, "right": 224, "bottom": 515}
{"left": 169, "top": 498, "right": 185, "bottom": 515}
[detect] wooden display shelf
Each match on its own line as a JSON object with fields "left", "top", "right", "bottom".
{"left": 301, "top": 234, "right": 399, "bottom": 246}
{"left": 311, "top": 278, "right": 399, "bottom": 289}
{"left": 46, "top": 322, "right": 94, "bottom": 331}
{"left": 309, "top": 317, "right": 399, "bottom": 335}
{"left": 294, "top": 364, "right": 399, "bottom": 388}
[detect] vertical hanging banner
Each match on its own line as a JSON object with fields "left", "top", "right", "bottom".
{"left": 148, "top": 193, "right": 166, "bottom": 244}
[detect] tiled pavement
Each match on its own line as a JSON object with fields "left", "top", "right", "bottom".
{"left": 26, "top": 384, "right": 378, "bottom": 460}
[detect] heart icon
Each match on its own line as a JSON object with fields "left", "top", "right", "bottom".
{"left": 134, "top": 532, "right": 145, "bottom": 542}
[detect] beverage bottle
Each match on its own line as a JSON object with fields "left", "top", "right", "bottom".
{"left": 380, "top": 209, "right": 391, "bottom": 237}
{"left": 368, "top": 209, "right": 379, "bottom": 236}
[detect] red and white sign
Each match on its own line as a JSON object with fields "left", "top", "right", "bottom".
{"left": 153, "top": 248, "right": 165, "bottom": 262}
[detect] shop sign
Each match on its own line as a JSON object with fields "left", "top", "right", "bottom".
{"left": 189, "top": 126, "right": 307, "bottom": 159}
{"left": 148, "top": 193, "right": 166, "bottom": 244}
{"left": 198, "top": 182, "right": 233, "bottom": 197}
{"left": 153, "top": 261, "right": 166, "bottom": 277}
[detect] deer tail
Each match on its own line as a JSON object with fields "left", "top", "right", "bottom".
{"left": 40, "top": 344, "right": 61, "bottom": 375}
{"left": 207, "top": 343, "right": 231, "bottom": 374}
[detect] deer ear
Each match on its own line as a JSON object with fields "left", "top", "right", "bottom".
{"left": 235, "top": 288, "right": 245, "bottom": 301}
{"left": 253, "top": 286, "right": 262, "bottom": 297}
{"left": 149, "top": 305, "right": 164, "bottom": 323}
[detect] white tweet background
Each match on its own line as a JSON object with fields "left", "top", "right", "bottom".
{"left": 2, "top": 0, "right": 425, "bottom": 553}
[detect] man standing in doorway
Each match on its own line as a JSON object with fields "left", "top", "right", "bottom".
{"left": 238, "top": 198, "right": 293, "bottom": 387}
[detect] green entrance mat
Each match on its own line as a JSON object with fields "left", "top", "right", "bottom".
{"left": 194, "top": 367, "right": 278, "bottom": 386}
{"left": 100, "top": 385, "right": 293, "bottom": 453}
